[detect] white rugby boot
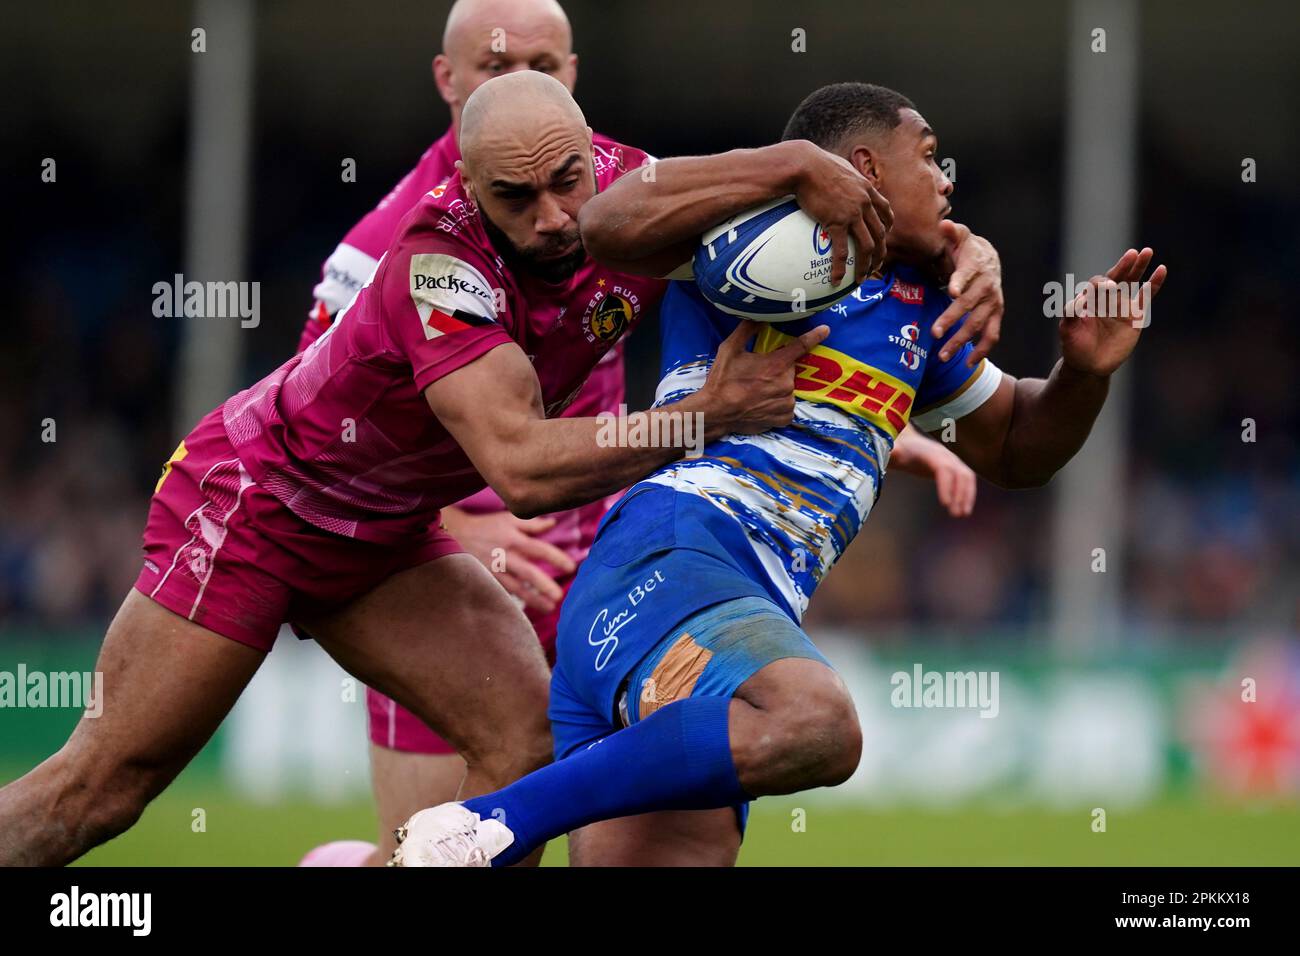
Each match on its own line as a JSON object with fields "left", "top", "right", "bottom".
{"left": 387, "top": 803, "right": 516, "bottom": 868}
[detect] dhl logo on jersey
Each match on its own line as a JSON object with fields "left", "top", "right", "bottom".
{"left": 754, "top": 327, "right": 915, "bottom": 438}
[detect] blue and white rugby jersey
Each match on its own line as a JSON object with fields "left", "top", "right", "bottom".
{"left": 639, "top": 267, "right": 1002, "bottom": 620}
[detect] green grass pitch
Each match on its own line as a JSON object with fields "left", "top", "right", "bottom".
{"left": 67, "top": 782, "right": 1300, "bottom": 866}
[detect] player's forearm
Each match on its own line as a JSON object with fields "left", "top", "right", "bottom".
{"left": 495, "top": 392, "right": 724, "bottom": 518}
{"left": 997, "top": 360, "right": 1110, "bottom": 488}
{"left": 578, "top": 140, "right": 809, "bottom": 274}
{"left": 887, "top": 428, "right": 932, "bottom": 476}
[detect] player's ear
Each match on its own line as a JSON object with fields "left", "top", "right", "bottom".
{"left": 456, "top": 159, "right": 476, "bottom": 201}
{"left": 433, "top": 54, "right": 456, "bottom": 107}
{"left": 849, "top": 143, "right": 882, "bottom": 186}
{"left": 566, "top": 53, "right": 579, "bottom": 92}
{"left": 583, "top": 125, "right": 595, "bottom": 180}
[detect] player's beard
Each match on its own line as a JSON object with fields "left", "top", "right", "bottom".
{"left": 481, "top": 212, "right": 587, "bottom": 285}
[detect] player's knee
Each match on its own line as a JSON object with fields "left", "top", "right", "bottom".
{"left": 84, "top": 790, "right": 147, "bottom": 844}
{"left": 785, "top": 682, "right": 861, "bottom": 787}
{"left": 48, "top": 749, "right": 160, "bottom": 846}
{"left": 461, "top": 687, "right": 553, "bottom": 786}
{"left": 820, "top": 697, "right": 863, "bottom": 787}
{"left": 505, "top": 704, "right": 554, "bottom": 775}
{"left": 467, "top": 724, "right": 553, "bottom": 787}
{"left": 742, "top": 679, "right": 861, "bottom": 790}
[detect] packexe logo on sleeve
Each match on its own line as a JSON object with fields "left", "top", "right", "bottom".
{"left": 413, "top": 273, "right": 492, "bottom": 302}
{"left": 409, "top": 253, "right": 500, "bottom": 339}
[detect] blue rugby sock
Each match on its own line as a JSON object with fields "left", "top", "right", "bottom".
{"left": 462, "top": 695, "right": 747, "bottom": 866}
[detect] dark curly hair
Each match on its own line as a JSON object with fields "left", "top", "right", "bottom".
{"left": 781, "top": 82, "right": 916, "bottom": 152}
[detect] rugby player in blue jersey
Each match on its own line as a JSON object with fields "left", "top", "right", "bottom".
{"left": 390, "top": 82, "right": 1167, "bottom": 867}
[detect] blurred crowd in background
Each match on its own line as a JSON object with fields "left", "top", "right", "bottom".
{"left": 1, "top": 0, "right": 1296, "bottom": 640}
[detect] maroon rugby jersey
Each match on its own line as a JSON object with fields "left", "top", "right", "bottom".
{"left": 224, "top": 137, "right": 664, "bottom": 544}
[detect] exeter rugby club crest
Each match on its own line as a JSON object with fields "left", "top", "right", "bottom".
{"left": 582, "top": 277, "right": 640, "bottom": 345}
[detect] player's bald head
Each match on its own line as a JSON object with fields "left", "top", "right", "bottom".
{"left": 459, "top": 70, "right": 587, "bottom": 168}
{"left": 456, "top": 71, "right": 594, "bottom": 284}
{"left": 434, "top": 0, "right": 578, "bottom": 132}
{"left": 443, "top": 0, "right": 572, "bottom": 58}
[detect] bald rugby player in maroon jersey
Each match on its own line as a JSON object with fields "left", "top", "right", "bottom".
{"left": 296, "top": 0, "right": 642, "bottom": 867}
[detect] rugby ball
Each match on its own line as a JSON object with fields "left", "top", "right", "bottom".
{"left": 694, "top": 196, "right": 858, "bottom": 321}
